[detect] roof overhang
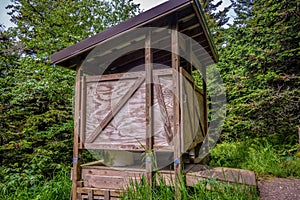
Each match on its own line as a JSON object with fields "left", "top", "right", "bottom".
{"left": 50, "top": 0, "right": 218, "bottom": 70}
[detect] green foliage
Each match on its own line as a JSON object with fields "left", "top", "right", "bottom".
{"left": 210, "top": 139, "right": 300, "bottom": 178}
{"left": 121, "top": 173, "right": 258, "bottom": 200}
{"left": 0, "top": 169, "right": 71, "bottom": 200}
{"left": 215, "top": 0, "right": 300, "bottom": 146}
{"left": 0, "top": 0, "right": 140, "bottom": 192}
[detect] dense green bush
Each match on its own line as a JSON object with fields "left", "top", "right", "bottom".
{"left": 210, "top": 139, "right": 300, "bottom": 178}
{"left": 0, "top": 169, "right": 71, "bottom": 200}
{"left": 0, "top": 0, "right": 140, "bottom": 191}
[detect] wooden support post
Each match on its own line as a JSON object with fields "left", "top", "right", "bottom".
{"left": 202, "top": 66, "right": 208, "bottom": 135}
{"left": 72, "top": 67, "right": 82, "bottom": 200}
{"left": 201, "top": 60, "right": 209, "bottom": 164}
{"left": 88, "top": 189, "right": 94, "bottom": 200}
{"left": 80, "top": 76, "right": 86, "bottom": 149}
{"left": 171, "top": 16, "right": 181, "bottom": 178}
{"left": 188, "top": 38, "right": 196, "bottom": 163}
{"left": 104, "top": 190, "right": 110, "bottom": 200}
{"left": 145, "top": 31, "right": 154, "bottom": 186}
{"left": 179, "top": 67, "right": 184, "bottom": 154}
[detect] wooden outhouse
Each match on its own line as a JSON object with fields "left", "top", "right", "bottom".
{"left": 51, "top": 0, "right": 218, "bottom": 199}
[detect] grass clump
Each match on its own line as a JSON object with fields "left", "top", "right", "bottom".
{"left": 210, "top": 139, "right": 300, "bottom": 178}
{"left": 121, "top": 174, "right": 258, "bottom": 200}
{"left": 0, "top": 170, "right": 71, "bottom": 200}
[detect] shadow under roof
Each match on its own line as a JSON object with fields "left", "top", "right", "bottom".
{"left": 50, "top": 0, "right": 218, "bottom": 70}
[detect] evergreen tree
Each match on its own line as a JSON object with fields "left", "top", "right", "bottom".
{"left": 0, "top": 0, "right": 140, "bottom": 191}
{"left": 217, "top": 0, "right": 300, "bottom": 146}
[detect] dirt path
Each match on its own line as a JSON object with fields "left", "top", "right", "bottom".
{"left": 258, "top": 178, "right": 300, "bottom": 200}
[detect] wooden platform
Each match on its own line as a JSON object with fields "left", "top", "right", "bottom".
{"left": 75, "top": 164, "right": 257, "bottom": 200}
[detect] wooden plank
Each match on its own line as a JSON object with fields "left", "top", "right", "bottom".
{"left": 85, "top": 77, "right": 145, "bottom": 143}
{"left": 86, "top": 71, "right": 144, "bottom": 83}
{"left": 178, "top": 34, "right": 187, "bottom": 53}
{"left": 153, "top": 68, "right": 173, "bottom": 76}
{"left": 84, "top": 175, "right": 142, "bottom": 190}
{"left": 86, "top": 68, "right": 173, "bottom": 83}
{"left": 202, "top": 66, "right": 208, "bottom": 136}
{"left": 104, "top": 190, "right": 110, "bottom": 200}
{"left": 80, "top": 76, "right": 86, "bottom": 149}
{"left": 145, "top": 30, "right": 154, "bottom": 185}
{"left": 81, "top": 195, "right": 120, "bottom": 200}
{"left": 156, "top": 172, "right": 176, "bottom": 186}
{"left": 82, "top": 169, "right": 144, "bottom": 179}
{"left": 82, "top": 166, "right": 146, "bottom": 174}
{"left": 195, "top": 92, "right": 205, "bottom": 139}
{"left": 181, "top": 68, "right": 204, "bottom": 96}
{"left": 178, "top": 13, "right": 196, "bottom": 23}
{"left": 186, "top": 166, "right": 257, "bottom": 187}
{"left": 84, "top": 143, "right": 174, "bottom": 152}
{"left": 181, "top": 70, "right": 195, "bottom": 152}
{"left": 77, "top": 187, "right": 121, "bottom": 197}
{"left": 81, "top": 160, "right": 104, "bottom": 167}
{"left": 72, "top": 67, "right": 81, "bottom": 200}
{"left": 153, "top": 75, "right": 173, "bottom": 143}
{"left": 179, "top": 67, "right": 184, "bottom": 154}
{"left": 189, "top": 38, "right": 196, "bottom": 160}
{"left": 171, "top": 17, "right": 181, "bottom": 179}
{"left": 88, "top": 189, "right": 94, "bottom": 200}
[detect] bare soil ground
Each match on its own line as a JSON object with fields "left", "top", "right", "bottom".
{"left": 258, "top": 178, "right": 300, "bottom": 200}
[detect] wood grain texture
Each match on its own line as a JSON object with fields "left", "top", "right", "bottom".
{"left": 145, "top": 31, "right": 153, "bottom": 183}
{"left": 85, "top": 77, "right": 145, "bottom": 143}
{"left": 72, "top": 67, "right": 81, "bottom": 200}
{"left": 171, "top": 18, "right": 182, "bottom": 181}
{"left": 82, "top": 168, "right": 145, "bottom": 190}
{"left": 80, "top": 76, "right": 86, "bottom": 149}
{"left": 83, "top": 70, "right": 175, "bottom": 150}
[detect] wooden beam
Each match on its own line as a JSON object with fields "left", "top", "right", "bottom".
{"left": 202, "top": 66, "right": 208, "bottom": 135}
{"left": 86, "top": 71, "right": 144, "bottom": 83}
{"left": 72, "top": 67, "right": 81, "bottom": 200}
{"left": 80, "top": 76, "right": 86, "bottom": 149}
{"left": 171, "top": 17, "right": 182, "bottom": 179}
{"left": 178, "top": 13, "right": 196, "bottom": 23}
{"left": 104, "top": 190, "right": 110, "bottom": 200}
{"left": 83, "top": 143, "right": 174, "bottom": 152}
{"left": 145, "top": 30, "right": 154, "bottom": 186}
{"left": 179, "top": 67, "right": 184, "bottom": 154}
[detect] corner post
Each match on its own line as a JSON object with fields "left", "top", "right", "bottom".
{"left": 171, "top": 15, "right": 182, "bottom": 178}
{"left": 145, "top": 30, "right": 154, "bottom": 186}
{"left": 72, "top": 67, "right": 82, "bottom": 200}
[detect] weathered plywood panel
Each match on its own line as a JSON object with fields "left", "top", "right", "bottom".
{"left": 182, "top": 77, "right": 194, "bottom": 152}
{"left": 195, "top": 91, "right": 205, "bottom": 139}
{"left": 85, "top": 79, "right": 137, "bottom": 140}
{"left": 93, "top": 81, "right": 147, "bottom": 144}
{"left": 181, "top": 69, "right": 205, "bottom": 152}
{"left": 153, "top": 75, "right": 174, "bottom": 147}
{"left": 83, "top": 69, "right": 176, "bottom": 151}
{"left": 82, "top": 68, "right": 206, "bottom": 154}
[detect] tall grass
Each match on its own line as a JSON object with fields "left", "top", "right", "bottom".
{"left": 0, "top": 170, "right": 71, "bottom": 200}
{"left": 121, "top": 174, "right": 258, "bottom": 200}
{"left": 210, "top": 139, "right": 300, "bottom": 178}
